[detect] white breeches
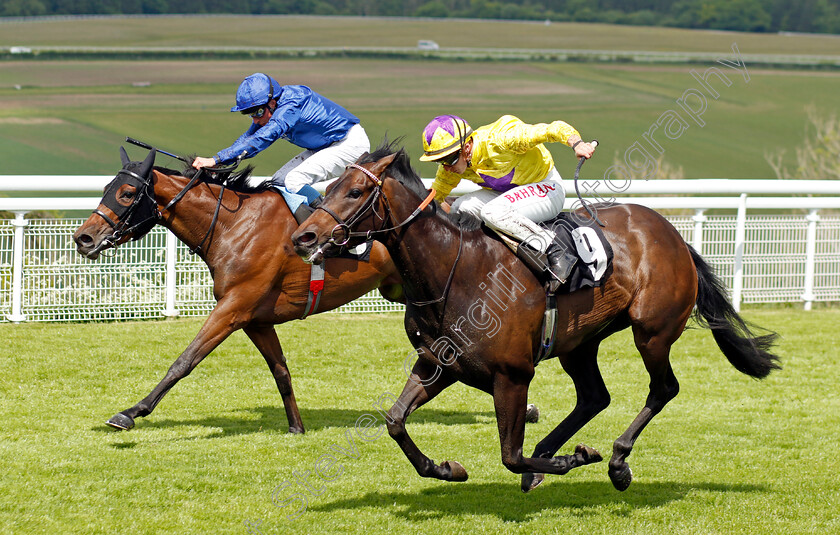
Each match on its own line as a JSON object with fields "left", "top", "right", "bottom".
{"left": 451, "top": 167, "right": 565, "bottom": 253}
{"left": 271, "top": 123, "right": 370, "bottom": 193}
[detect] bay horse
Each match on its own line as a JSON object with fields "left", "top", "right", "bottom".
{"left": 291, "top": 144, "right": 780, "bottom": 492}
{"left": 73, "top": 147, "right": 402, "bottom": 433}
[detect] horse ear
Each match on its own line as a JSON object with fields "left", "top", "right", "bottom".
{"left": 138, "top": 148, "right": 156, "bottom": 178}
{"left": 119, "top": 147, "right": 131, "bottom": 168}
{"left": 354, "top": 151, "right": 370, "bottom": 164}
{"left": 369, "top": 152, "right": 398, "bottom": 176}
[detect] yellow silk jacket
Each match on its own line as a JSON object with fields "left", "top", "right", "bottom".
{"left": 431, "top": 114, "right": 580, "bottom": 202}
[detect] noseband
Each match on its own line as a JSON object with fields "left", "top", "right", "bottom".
{"left": 314, "top": 161, "right": 459, "bottom": 308}
{"left": 91, "top": 167, "right": 161, "bottom": 253}
{"left": 315, "top": 163, "right": 436, "bottom": 247}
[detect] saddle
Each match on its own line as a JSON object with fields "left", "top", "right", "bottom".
{"left": 498, "top": 212, "right": 614, "bottom": 294}
{"left": 492, "top": 212, "right": 615, "bottom": 365}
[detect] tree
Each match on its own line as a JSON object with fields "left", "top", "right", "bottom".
{"left": 415, "top": 0, "right": 449, "bottom": 17}
{"left": 766, "top": 107, "right": 840, "bottom": 180}
{"left": 0, "top": 0, "right": 47, "bottom": 16}
{"left": 672, "top": 0, "right": 771, "bottom": 31}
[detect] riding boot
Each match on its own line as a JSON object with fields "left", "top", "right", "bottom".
{"left": 546, "top": 244, "right": 578, "bottom": 283}
{"left": 293, "top": 203, "right": 315, "bottom": 224}
{"left": 309, "top": 194, "right": 324, "bottom": 208}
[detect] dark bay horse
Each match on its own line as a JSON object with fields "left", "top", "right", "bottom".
{"left": 291, "top": 144, "right": 780, "bottom": 492}
{"left": 73, "top": 148, "right": 402, "bottom": 433}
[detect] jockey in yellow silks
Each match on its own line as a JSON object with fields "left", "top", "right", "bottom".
{"left": 420, "top": 114, "right": 596, "bottom": 282}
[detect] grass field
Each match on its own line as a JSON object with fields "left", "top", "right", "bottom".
{"left": 0, "top": 310, "right": 838, "bottom": 534}
{"left": 3, "top": 15, "right": 840, "bottom": 55}
{"left": 1, "top": 16, "right": 838, "bottom": 181}
{"left": 1, "top": 16, "right": 839, "bottom": 534}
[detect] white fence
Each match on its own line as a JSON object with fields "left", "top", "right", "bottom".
{"left": 1, "top": 177, "right": 839, "bottom": 322}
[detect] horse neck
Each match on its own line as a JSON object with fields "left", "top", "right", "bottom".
{"left": 380, "top": 181, "right": 469, "bottom": 307}
{"left": 151, "top": 171, "right": 257, "bottom": 257}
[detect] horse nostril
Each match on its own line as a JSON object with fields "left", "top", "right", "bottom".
{"left": 76, "top": 234, "right": 94, "bottom": 246}
{"left": 296, "top": 232, "right": 317, "bottom": 246}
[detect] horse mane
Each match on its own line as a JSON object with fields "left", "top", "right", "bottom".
{"left": 359, "top": 139, "right": 484, "bottom": 232}
{"left": 153, "top": 164, "right": 271, "bottom": 193}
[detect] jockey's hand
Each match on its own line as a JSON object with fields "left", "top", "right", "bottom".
{"left": 192, "top": 156, "right": 217, "bottom": 170}
{"left": 572, "top": 139, "right": 596, "bottom": 160}
{"left": 441, "top": 201, "right": 452, "bottom": 214}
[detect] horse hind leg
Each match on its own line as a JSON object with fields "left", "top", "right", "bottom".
{"left": 243, "top": 325, "right": 304, "bottom": 434}
{"left": 522, "top": 340, "right": 610, "bottom": 492}
{"left": 493, "top": 370, "right": 603, "bottom": 486}
{"left": 608, "top": 325, "right": 681, "bottom": 491}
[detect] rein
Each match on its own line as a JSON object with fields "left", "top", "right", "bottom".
{"left": 180, "top": 155, "right": 245, "bottom": 255}
{"left": 190, "top": 176, "right": 225, "bottom": 255}
{"left": 92, "top": 154, "right": 245, "bottom": 257}
{"left": 316, "top": 163, "right": 437, "bottom": 246}
{"left": 316, "top": 161, "right": 459, "bottom": 308}
{"left": 408, "top": 225, "right": 463, "bottom": 308}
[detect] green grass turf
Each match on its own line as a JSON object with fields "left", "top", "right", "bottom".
{"left": 1, "top": 16, "right": 838, "bottom": 182}
{"left": 1, "top": 58, "right": 837, "bottom": 180}
{"left": 0, "top": 310, "right": 838, "bottom": 534}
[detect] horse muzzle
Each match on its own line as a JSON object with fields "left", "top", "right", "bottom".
{"left": 292, "top": 239, "right": 326, "bottom": 266}
{"left": 73, "top": 227, "right": 115, "bottom": 260}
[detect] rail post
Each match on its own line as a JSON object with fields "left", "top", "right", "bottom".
{"left": 692, "top": 209, "right": 706, "bottom": 254}
{"left": 162, "top": 229, "right": 180, "bottom": 318}
{"left": 7, "top": 212, "right": 29, "bottom": 323}
{"left": 732, "top": 194, "right": 747, "bottom": 312}
{"left": 802, "top": 209, "right": 820, "bottom": 311}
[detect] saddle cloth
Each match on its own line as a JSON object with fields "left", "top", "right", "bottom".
{"left": 544, "top": 212, "right": 614, "bottom": 292}
{"left": 532, "top": 213, "right": 614, "bottom": 363}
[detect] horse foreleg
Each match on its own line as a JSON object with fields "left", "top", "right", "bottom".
{"left": 385, "top": 359, "right": 463, "bottom": 481}
{"left": 492, "top": 372, "right": 601, "bottom": 483}
{"left": 522, "top": 341, "right": 609, "bottom": 492}
{"left": 243, "top": 325, "right": 304, "bottom": 434}
{"left": 608, "top": 327, "right": 680, "bottom": 491}
{"left": 106, "top": 300, "right": 248, "bottom": 430}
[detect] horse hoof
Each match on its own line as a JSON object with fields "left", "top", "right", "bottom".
{"left": 442, "top": 460, "right": 468, "bottom": 482}
{"left": 106, "top": 413, "right": 135, "bottom": 430}
{"left": 521, "top": 473, "right": 545, "bottom": 493}
{"left": 288, "top": 426, "right": 305, "bottom": 434}
{"left": 525, "top": 403, "right": 540, "bottom": 423}
{"left": 609, "top": 463, "right": 633, "bottom": 491}
{"left": 575, "top": 443, "right": 603, "bottom": 464}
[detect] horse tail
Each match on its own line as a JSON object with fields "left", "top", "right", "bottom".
{"left": 689, "top": 245, "right": 781, "bottom": 379}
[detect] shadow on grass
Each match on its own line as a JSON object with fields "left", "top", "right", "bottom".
{"left": 308, "top": 480, "right": 768, "bottom": 522}
{"left": 94, "top": 406, "right": 496, "bottom": 439}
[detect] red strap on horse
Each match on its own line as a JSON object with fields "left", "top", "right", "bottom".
{"left": 302, "top": 263, "right": 325, "bottom": 319}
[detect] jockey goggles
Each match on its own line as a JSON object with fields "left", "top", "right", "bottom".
{"left": 241, "top": 106, "right": 268, "bottom": 118}
{"left": 436, "top": 149, "right": 462, "bottom": 167}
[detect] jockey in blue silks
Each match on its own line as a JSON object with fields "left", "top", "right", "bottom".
{"left": 193, "top": 73, "right": 370, "bottom": 208}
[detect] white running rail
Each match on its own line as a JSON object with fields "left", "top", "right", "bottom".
{"left": 2, "top": 177, "right": 839, "bottom": 322}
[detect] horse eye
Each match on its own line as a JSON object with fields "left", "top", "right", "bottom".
{"left": 121, "top": 190, "right": 135, "bottom": 199}
{"left": 348, "top": 188, "right": 363, "bottom": 199}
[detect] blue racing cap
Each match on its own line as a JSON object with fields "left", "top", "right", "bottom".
{"left": 230, "top": 73, "right": 281, "bottom": 112}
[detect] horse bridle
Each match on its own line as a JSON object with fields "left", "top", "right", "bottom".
{"left": 91, "top": 157, "right": 243, "bottom": 256}
{"left": 315, "top": 162, "right": 461, "bottom": 307}
{"left": 315, "top": 163, "right": 437, "bottom": 247}
{"left": 90, "top": 167, "right": 162, "bottom": 255}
